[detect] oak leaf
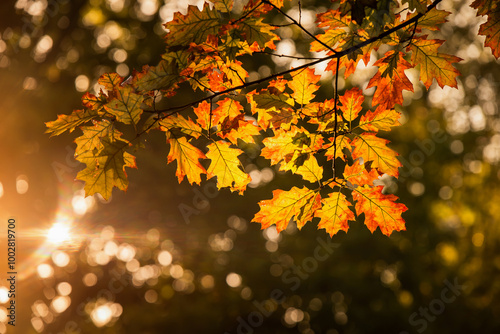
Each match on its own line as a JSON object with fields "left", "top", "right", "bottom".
{"left": 353, "top": 185, "right": 407, "bottom": 236}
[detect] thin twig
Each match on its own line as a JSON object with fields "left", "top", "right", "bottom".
{"left": 332, "top": 58, "right": 340, "bottom": 181}
{"left": 263, "top": 0, "right": 336, "bottom": 53}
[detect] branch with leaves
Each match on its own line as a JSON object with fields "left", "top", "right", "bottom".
{"left": 46, "top": 0, "right": 499, "bottom": 237}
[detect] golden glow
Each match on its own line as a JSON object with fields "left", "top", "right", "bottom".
{"left": 92, "top": 304, "right": 113, "bottom": 327}
{"left": 0, "top": 287, "right": 9, "bottom": 303}
{"left": 46, "top": 222, "right": 72, "bottom": 244}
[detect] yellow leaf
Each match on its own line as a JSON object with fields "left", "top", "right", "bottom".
{"left": 351, "top": 133, "right": 401, "bottom": 177}
{"left": 409, "top": 37, "right": 461, "bottom": 89}
{"left": 287, "top": 67, "right": 321, "bottom": 105}
{"left": 253, "top": 187, "right": 320, "bottom": 232}
{"left": 206, "top": 141, "right": 250, "bottom": 194}
{"left": 315, "top": 192, "right": 355, "bottom": 236}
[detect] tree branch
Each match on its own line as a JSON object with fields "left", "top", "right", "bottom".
{"left": 152, "top": 0, "right": 442, "bottom": 117}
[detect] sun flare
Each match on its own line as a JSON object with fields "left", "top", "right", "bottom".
{"left": 46, "top": 222, "right": 72, "bottom": 244}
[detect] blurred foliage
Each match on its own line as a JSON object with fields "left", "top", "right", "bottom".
{"left": 0, "top": 0, "right": 500, "bottom": 333}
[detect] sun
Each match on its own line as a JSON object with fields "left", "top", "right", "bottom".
{"left": 46, "top": 222, "right": 72, "bottom": 244}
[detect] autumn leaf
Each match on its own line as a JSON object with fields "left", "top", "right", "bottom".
{"left": 401, "top": 0, "right": 428, "bottom": 13}
{"left": 358, "top": 106, "right": 401, "bottom": 132}
{"left": 75, "top": 120, "right": 116, "bottom": 153}
{"left": 167, "top": 137, "right": 207, "bottom": 185}
{"left": 104, "top": 86, "right": 144, "bottom": 126}
{"left": 134, "top": 59, "right": 180, "bottom": 92}
{"left": 164, "top": 4, "right": 221, "bottom": 46}
{"left": 239, "top": 17, "right": 279, "bottom": 50}
{"left": 351, "top": 133, "right": 401, "bottom": 177}
{"left": 45, "top": 109, "right": 97, "bottom": 136}
{"left": 353, "top": 185, "right": 407, "bottom": 236}
{"left": 315, "top": 192, "right": 355, "bottom": 236}
{"left": 343, "top": 161, "right": 380, "bottom": 186}
{"left": 76, "top": 137, "right": 136, "bottom": 200}
{"left": 367, "top": 51, "right": 414, "bottom": 109}
{"left": 296, "top": 155, "right": 323, "bottom": 183}
{"left": 206, "top": 141, "right": 251, "bottom": 194}
{"left": 261, "top": 127, "right": 301, "bottom": 165}
{"left": 98, "top": 73, "right": 123, "bottom": 91}
{"left": 339, "top": 87, "right": 364, "bottom": 123}
{"left": 82, "top": 92, "right": 107, "bottom": 113}
{"left": 471, "top": 0, "right": 500, "bottom": 58}
{"left": 409, "top": 37, "right": 461, "bottom": 89}
{"left": 288, "top": 67, "right": 321, "bottom": 106}
{"left": 253, "top": 187, "right": 320, "bottom": 232}
{"left": 160, "top": 115, "right": 203, "bottom": 139}
{"left": 325, "top": 135, "right": 351, "bottom": 161}
{"left": 407, "top": 7, "right": 450, "bottom": 32}
{"left": 213, "top": 0, "right": 233, "bottom": 13}
{"left": 212, "top": 97, "right": 244, "bottom": 126}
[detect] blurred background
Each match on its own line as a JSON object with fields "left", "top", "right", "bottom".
{"left": 0, "top": 0, "right": 499, "bottom": 333}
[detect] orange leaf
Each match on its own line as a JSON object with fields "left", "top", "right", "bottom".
{"left": 351, "top": 133, "right": 401, "bottom": 177}
{"left": 353, "top": 185, "right": 407, "bottom": 236}
{"left": 193, "top": 101, "right": 212, "bottom": 131}
{"left": 367, "top": 51, "right": 413, "bottom": 109}
{"left": 213, "top": 98, "right": 244, "bottom": 126}
{"left": 253, "top": 187, "right": 320, "bottom": 232}
{"left": 219, "top": 117, "right": 261, "bottom": 145}
{"left": 409, "top": 37, "right": 461, "bottom": 89}
{"left": 472, "top": 0, "right": 500, "bottom": 58}
{"left": 339, "top": 87, "right": 364, "bottom": 123}
{"left": 315, "top": 192, "right": 355, "bottom": 236}
{"left": 343, "top": 161, "right": 380, "bottom": 186}
{"left": 167, "top": 137, "right": 206, "bottom": 185}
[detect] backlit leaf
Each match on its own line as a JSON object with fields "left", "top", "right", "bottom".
{"left": 315, "top": 192, "right": 355, "bottom": 236}
{"left": 167, "top": 137, "right": 207, "bottom": 185}
{"left": 288, "top": 67, "right": 321, "bottom": 105}
{"left": 253, "top": 187, "right": 320, "bottom": 232}
{"left": 359, "top": 106, "right": 401, "bottom": 132}
{"left": 409, "top": 37, "right": 461, "bottom": 89}
{"left": 45, "top": 109, "right": 97, "bottom": 136}
{"left": 76, "top": 137, "right": 136, "bottom": 200}
{"left": 339, "top": 87, "right": 364, "bottom": 123}
{"left": 104, "top": 86, "right": 144, "bottom": 125}
{"left": 353, "top": 185, "right": 407, "bottom": 236}
{"left": 206, "top": 141, "right": 250, "bottom": 194}
{"left": 351, "top": 133, "right": 401, "bottom": 177}
{"left": 164, "top": 4, "right": 221, "bottom": 45}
